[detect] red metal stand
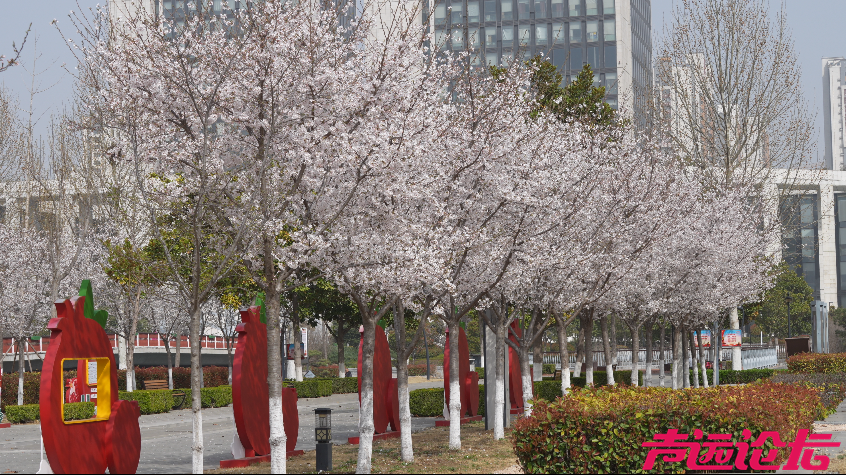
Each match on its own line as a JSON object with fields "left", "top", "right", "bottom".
{"left": 219, "top": 450, "right": 305, "bottom": 469}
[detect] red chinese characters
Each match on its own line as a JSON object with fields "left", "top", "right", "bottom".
{"left": 642, "top": 428, "right": 840, "bottom": 471}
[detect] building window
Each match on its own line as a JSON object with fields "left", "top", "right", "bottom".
{"left": 469, "top": 1, "right": 481, "bottom": 22}
{"left": 603, "top": 19, "right": 615, "bottom": 41}
{"left": 586, "top": 20, "right": 599, "bottom": 41}
{"left": 585, "top": 0, "right": 598, "bottom": 15}
{"left": 518, "top": 0, "right": 531, "bottom": 19}
{"left": 535, "top": 0, "right": 548, "bottom": 18}
{"left": 502, "top": 26, "right": 514, "bottom": 46}
{"left": 569, "top": 0, "right": 581, "bottom": 16}
{"left": 551, "top": 0, "right": 564, "bottom": 17}
{"left": 485, "top": 27, "right": 498, "bottom": 47}
{"left": 570, "top": 21, "right": 582, "bottom": 41}
{"left": 553, "top": 48, "right": 567, "bottom": 70}
{"left": 501, "top": 0, "right": 514, "bottom": 20}
{"left": 603, "top": 0, "right": 614, "bottom": 14}
{"left": 435, "top": 4, "right": 447, "bottom": 26}
{"left": 536, "top": 24, "right": 549, "bottom": 45}
{"left": 486, "top": 52, "right": 499, "bottom": 66}
{"left": 782, "top": 196, "right": 819, "bottom": 295}
{"left": 552, "top": 22, "right": 565, "bottom": 43}
{"left": 484, "top": 0, "right": 497, "bottom": 21}
{"left": 470, "top": 27, "right": 481, "bottom": 48}
{"left": 570, "top": 47, "right": 583, "bottom": 70}
{"left": 586, "top": 46, "right": 599, "bottom": 69}
{"left": 452, "top": 29, "right": 464, "bottom": 49}
{"left": 450, "top": 1, "right": 465, "bottom": 25}
{"left": 519, "top": 25, "right": 531, "bottom": 47}
{"left": 604, "top": 45, "right": 616, "bottom": 68}
{"left": 605, "top": 71, "right": 617, "bottom": 94}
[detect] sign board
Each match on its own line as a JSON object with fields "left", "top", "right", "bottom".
{"left": 87, "top": 360, "right": 98, "bottom": 386}
{"left": 287, "top": 343, "right": 307, "bottom": 360}
{"left": 302, "top": 328, "right": 308, "bottom": 358}
{"left": 692, "top": 330, "right": 711, "bottom": 347}
{"left": 722, "top": 329, "right": 742, "bottom": 347}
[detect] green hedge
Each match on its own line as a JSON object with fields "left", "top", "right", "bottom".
{"left": 787, "top": 352, "right": 846, "bottom": 373}
{"left": 409, "top": 388, "right": 444, "bottom": 417}
{"left": 770, "top": 372, "right": 846, "bottom": 415}
{"left": 512, "top": 383, "right": 823, "bottom": 474}
{"left": 286, "top": 379, "right": 333, "bottom": 398}
{"left": 119, "top": 389, "right": 173, "bottom": 415}
{"left": 569, "top": 370, "right": 642, "bottom": 388}
{"left": 178, "top": 385, "right": 233, "bottom": 409}
{"left": 476, "top": 367, "right": 485, "bottom": 380}
{"left": 330, "top": 377, "right": 358, "bottom": 394}
{"left": 689, "top": 368, "right": 775, "bottom": 386}
{"left": 64, "top": 402, "right": 96, "bottom": 421}
{"left": 6, "top": 404, "right": 40, "bottom": 424}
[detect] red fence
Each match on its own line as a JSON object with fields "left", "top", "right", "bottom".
{"left": 2, "top": 333, "right": 235, "bottom": 356}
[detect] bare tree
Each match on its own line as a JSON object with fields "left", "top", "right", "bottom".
{"left": 0, "top": 25, "right": 30, "bottom": 73}
{"left": 655, "top": 0, "right": 819, "bottom": 370}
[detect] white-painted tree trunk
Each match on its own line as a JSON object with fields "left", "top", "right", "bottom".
{"left": 493, "top": 319, "right": 506, "bottom": 440}
{"left": 629, "top": 323, "right": 639, "bottom": 386}
{"left": 691, "top": 329, "right": 700, "bottom": 388}
{"left": 398, "top": 375, "right": 413, "bottom": 461}
{"left": 644, "top": 322, "right": 653, "bottom": 387}
{"left": 671, "top": 326, "right": 681, "bottom": 390}
{"left": 190, "top": 306, "right": 204, "bottom": 474}
{"left": 582, "top": 314, "right": 594, "bottom": 386}
{"left": 573, "top": 327, "right": 583, "bottom": 378}
{"left": 269, "top": 395, "right": 285, "bottom": 473}
{"left": 357, "top": 319, "right": 377, "bottom": 474}
{"left": 697, "top": 330, "right": 709, "bottom": 388}
{"left": 556, "top": 316, "right": 571, "bottom": 395}
{"left": 18, "top": 342, "right": 24, "bottom": 405}
{"left": 601, "top": 316, "right": 614, "bottom": 386}
{"left": 659, "top": 324, "right": 666, "bottom": 387}
{"left": 682, "top": 326, "right": 690, "bottom": 389}
{"left": 730, "top": 307, "right": 742, "bottom": 370}
{"left": 447, "top": 320, "right": 462, "bottom": 450}
{"left": 519, "top": 352, "right": 533, "bottom": 417}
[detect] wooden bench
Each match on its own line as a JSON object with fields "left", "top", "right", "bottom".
{"left": 143, "top": 380, "right": 185, "bottom": 409}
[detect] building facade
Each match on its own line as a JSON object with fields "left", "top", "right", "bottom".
{"left": 429, "top": 0, "right": 651, "bottom": 112}
{"left": 823, "top": 57, "right": 846, "bottom": 172}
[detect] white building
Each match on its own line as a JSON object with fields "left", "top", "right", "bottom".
{"left": 823, "top": 57, "right": 846, "bottom": 172}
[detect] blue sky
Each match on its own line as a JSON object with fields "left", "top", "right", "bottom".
{"left": 0, "top": 0, "right": 843, "bottom": 160}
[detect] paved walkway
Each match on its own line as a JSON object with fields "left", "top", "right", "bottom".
{"left": 0, "top": 379, "right": 445, "bottom": 474}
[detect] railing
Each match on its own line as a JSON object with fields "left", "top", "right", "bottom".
{"left": 543, "top": 344, "right": 783, "bottom": 370}
{"left": 2, "top": 333, "right": 235, "bottom": 358}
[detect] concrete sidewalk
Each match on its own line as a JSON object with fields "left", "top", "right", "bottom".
{"left": 0, "top": 379, "right": 446, "bottom": 474}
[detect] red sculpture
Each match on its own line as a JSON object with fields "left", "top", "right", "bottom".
{"left": 226, "top": 305, "right": 301, "bottom": 468}
{"left": 352, "top": 324, "right": 400, "bottom": 443}
{"left": 508, "top": 321, "right": 531, "bottom": 413}
{"left": 39, "top": 297, "right": 141, "bottom": 474}
{"left": 440, "top": 326, "right": 480, "bottom": 425}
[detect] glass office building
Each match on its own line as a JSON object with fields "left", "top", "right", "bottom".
{"left": 781, "top": 195, "right": 820, "bottom": 298}
{"left": 429, "top": 0, "right": 653, "bottom": 112}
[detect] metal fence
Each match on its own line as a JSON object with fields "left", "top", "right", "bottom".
{"left": 542, "top": 344, "right": 783, "bottom": 371}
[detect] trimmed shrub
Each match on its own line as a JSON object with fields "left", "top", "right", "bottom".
{"left": 118, "top": 389, "right": 173, "bottom": 415}
{"left": 177, "top": 385, "right": 233, "bottom": 409}
{"left": 64, "top": 402, "right": 96, "bottom": 421}
{"left": 409, "top": 388, "right": 444, "bottom": 417}
{"left": 311, "top": 365, "right": 340, "bottom": 379}
{"left": 770, "top": 372, "right": 846, "bottom": 415}
{"left": 689, "top": 368, "right": 775, "bottom": 386}
{"left": 533, "top": 381, "right": 562, "bottom": 401}
{"left": 512, "top": 383, "right": 823, "bottom": 474}
{"left": 476, "top": 367, "right": 485, "bottom": 380}
{"left": 118, "top": 366, "right": 230, "bottom": 391}
{"left": 787, "top": 352, "right": 846, "bottom": 373}
{"left": 542, "top": 364, "right": 556, "bottom": 374}
{"left": 569, "top": 370, "right": 642, "bottom": 388}
{"left": 330, "top": 377, "right": 358, "bottom": 394}
{"left": 287, "top": 379, "right": 333, "bottom": 398}
{"left": 407, "top": 364, "right": 429, "bottom": 377}
{"left": 6, "top": 404, "right": 40, "bottom": 424}
{"left": 478, "top": 383, "right": 485, "bottom": 416}
{"left": 1, "top": 371, "right": 77, "bottom": 410}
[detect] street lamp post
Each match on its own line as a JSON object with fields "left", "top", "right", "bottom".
{"left": 785, "top": 294, "right": 794, "bottom": 339}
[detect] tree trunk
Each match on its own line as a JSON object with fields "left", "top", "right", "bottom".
{"left": 645, "top": 321, "right": 653, "bottom": 387}
{"left": 393, "top": 301, "right": 414, "bottom": 462}
{"left": 18, "top": 341, "right": 24, "bottom": 405}
{"left": 292, "top": 294, "right": 303, "bottom": 382}
{"left": 573, "top": 326, "right": 584, "bottom": 378}
{"left": 672, "top": 326, "right": 681, "bottom": 390}
{"left": 517, "top": 342, "right": 533, "bottom": 417}
{"left": 610, "top": 315, "right": 618, "bottom": 365}
{"left": 556, "top": 315, "right": 571, "bottom": 395}
{"left": 447, "top": 318, "right": 462, "bottom": 449}
{"left": 322, "top": 320, "right": 329, "bottom": 362}
{"left": 175, "top": 333, "right": 182, "bottom": 370}
{"left": 690, "top": 328, "right": 700, "bottom": 388}
{"left": 265, "top": 280, "right": 287, "bottom": 475}
{"left": 659, "top": 324, "right": 666, "bottom": 387}
{"left": 682, "top": 326, "right": 690, "bottom": 389}
{"left": 493, "top": 313, "right": 506, "bottom": 440}
{"left": 189, "top": 305, "right": 204, "bottom": 473}
{"left": 600, "top": 316, "right": 614, "bottom": 385}
{"left": 336, "top": 329, "right": 347, "bottom": 378}
{"left": 581, "top": 311, "right": 594, "bottom": 386}
{"left": 532, "top": 335, "right": 543, "bottom": 382}
{"left": 628, "top": 322, "right": 640, "bottom": 386}
{"left": 730, "top": 307, "right": 741, "bottom": 370}
{"left": 357, "top": 315, "right": 377, "bottom": 473}
{"left": 697, "top": 329, "right": 709, "bottom": 388}
{"left": 163, "top": 335, "right": 173, "bottom": 390}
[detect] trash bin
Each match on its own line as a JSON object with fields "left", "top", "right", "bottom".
{"left": 785, "top": 337, "right": 811, "bottom": 358}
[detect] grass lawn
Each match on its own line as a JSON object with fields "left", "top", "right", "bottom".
{"left": 208, "top": 422, "right": 519, "bottom": 474}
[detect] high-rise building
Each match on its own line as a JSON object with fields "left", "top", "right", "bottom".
{"left": 823, "top": 57, "right": 846, "bottom": 171}
{"left": 429, "top": 0, "right": 652, "bottom": 113}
